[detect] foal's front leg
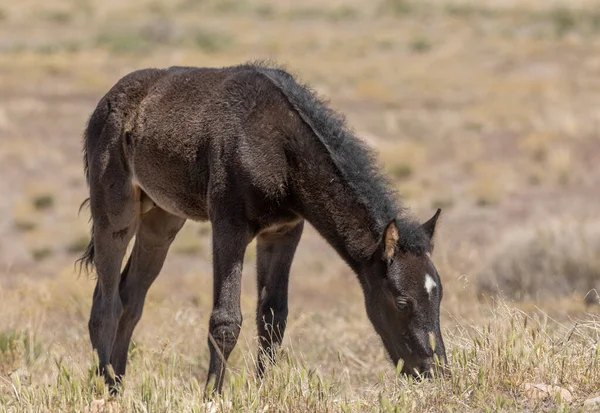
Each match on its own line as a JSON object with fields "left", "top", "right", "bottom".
{"left": 205, "top": 220, "right": 251, "bottom": 395}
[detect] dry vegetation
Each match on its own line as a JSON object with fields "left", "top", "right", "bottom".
{"left": 478, "top": 217, "right": 600, "bottom": 307}
{"left": 0, "top": 0, "right": 599, "bottom": 411}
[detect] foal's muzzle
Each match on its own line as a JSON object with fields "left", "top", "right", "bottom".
{"left": 403, "top": 353, "right": 447, "bottom": 379}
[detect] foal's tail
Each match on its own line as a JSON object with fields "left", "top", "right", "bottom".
{"left": 77, "top": 197, "right": 95, "bottom": 275}
{"left": 76, "top": 125, "right": 96, "bottom": 276}
{"left": 76, "top": 97, "right": 111, "bottom": 276}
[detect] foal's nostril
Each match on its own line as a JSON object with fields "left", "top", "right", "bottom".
{"left": 419, "top": 369, "right": 432, "bottom": 379}
{"left": 423, "top": 357, "right": 450, "bottom": 379}
{"left": 419, "top": 357, "right": 434, "bottom": 376}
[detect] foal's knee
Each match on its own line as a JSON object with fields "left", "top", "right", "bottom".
{"left": 208, "top": 310, "right": 243, "bottom": 355}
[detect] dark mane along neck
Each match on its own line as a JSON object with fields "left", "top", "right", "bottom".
{"left": 253, "top": 63, "right": 404, "bottom": 268}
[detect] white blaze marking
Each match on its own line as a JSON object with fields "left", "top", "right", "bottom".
{"left": 424, "top": 274, "right": 436, "bottom": 298}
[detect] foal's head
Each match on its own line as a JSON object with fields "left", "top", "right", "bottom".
{"left": 363, "top": 209, "right": 446, "bottom": 378}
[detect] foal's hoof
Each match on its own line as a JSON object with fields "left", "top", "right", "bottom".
{"left": 108, "top": 384, "right": 122, "bottom": 397}
{"left": 107, "top": 376, "right": 123, "bottom": 396}
{"left": 202, "top": 401, "right": 232, "bottom": 413}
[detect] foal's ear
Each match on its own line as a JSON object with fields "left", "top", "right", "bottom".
{"left": 383, "top": 220, "right": 399, "bottom": 261}
{"left": 422, "top": 208, "right": 442, "bottom": 241}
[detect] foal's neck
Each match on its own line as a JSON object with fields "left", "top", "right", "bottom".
{"left": 291, "top": 138, "right": 396, "bottom": 269}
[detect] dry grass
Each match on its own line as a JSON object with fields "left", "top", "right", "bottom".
{"left": 1, "top": 0, "right": 600, "bottom": 411}
{"left": 0, "top": 272, "right": 598, "bottom": 412}
{"left": 12, "top": 202, "right": 38, "bottom": 232}
{"left": 520, "top": 133, "right": 576, "bottom": 186}
{"left": 469, "top": 163, "right": 508, "bottom": 207}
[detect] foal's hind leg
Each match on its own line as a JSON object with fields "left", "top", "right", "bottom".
{"left": 88, "top": 182, "right": 138, "bottom": 388}
{"left": 255, "top": 221, "right": 304, "bottom": 377}
{"left": 110, "top": 207, "right": 185, "bottom": 385}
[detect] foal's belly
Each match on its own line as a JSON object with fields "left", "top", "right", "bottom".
{"left": 131, "top": 142, "right": 210, "bottom": 222}
{"left": 135, "top": 179, "right": 210, "bottom": 222}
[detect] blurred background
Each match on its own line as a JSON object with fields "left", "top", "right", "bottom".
{"left": 0, "top": 0, "right": 599, "bottom": 410}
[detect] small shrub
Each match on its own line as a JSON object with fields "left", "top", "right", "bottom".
{"left": 59, "top": 41, "right": 82, "bottom": 53}
{"left": 327, "top": 6, "right": 359, "bottom": 21}
{"left": 147, "top": 0, "right": 169, "bottom": 16}
{"left": 377, "top": 39, "right": 395, "bottom": 51}
{"left": 445, "top": 5, "right": 476, "bottom": 17}
{"left": 475, "top": 193, "right": 500, "bottom": 207}
{"left": 212, "top": 0, "right": 250, "bottom": 14}
{"left": 41, "top": 10, "right": 73, "bottom": 24}
{"left": 97, "top": 30, "right": 151, "bottom": 54}
{"left": 32, "top": 194, "right": 54, "bottom": 210}
{"left": 380, "top": 141, "right": 428, "bottom": 184}
{"left": 390, "top": 164, "right": 413, "bottom": 180}
{"left": 140, "top": 19, "right": 178, "bottom": 44}
{"left": 520, "top": 134, "right": 572, "bottom": 185}
{"left": 520, "top": 132, "right": 555, "bottom": 163}
{"left": 97, "top": 20, "right": 179, "bottom": 55}
{"left": 176, "top": 0, "right": 202, "bottom": 11}
{"left": 13, "top": 201, "right": 37, "bottom": 231}
{"left": 255, "top": 5, "right": 275, "bottom": 18}
{"left": 590, "top": 12, "right": 600, "bottom": 32}
{"left": 37, "top": 44, "right": 62, "bottom": 55}
{"left": 14, "top": 218, "right": 37, "bottom": 232}
{"left": 477, "top": 218, "right": 600, "bottom": 305}
{"left": 286, "top": 8, "right": 323, "bottom": 20}
{"left": 32, "top": 246, "right": 53, "bottom": 261}
{"left": 409, "top": 36, "right": 431, "bottom": 53}
{"left": 470, "top": 163, "right": 504, "bottom": 207}
{"left": 527, "top": 164, "right": 545, "bottom": 186}
{"left": 472, "top": 181, "right": 502, "bottom": 207}
{"left": 194, "top": 29, "right": 234, "bottom": 53}
{"left": 547, "top": 146, "right": 572, "bottom": 185}
{"left": 445, "top": 5, "right": 495, "bottom": 18}
{"left": 379, "top": 0, "right": 413, "bottom": 16}
{"left": 551, "top": 8, "right": 577, "bottom": 37}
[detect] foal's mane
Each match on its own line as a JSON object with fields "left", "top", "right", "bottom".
{"left": 251, "top": 62, "right": 431, "bottom": 255}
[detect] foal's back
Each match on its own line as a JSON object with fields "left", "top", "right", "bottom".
{"left": 93, "top": 65, "right": 299, "bottom": 222}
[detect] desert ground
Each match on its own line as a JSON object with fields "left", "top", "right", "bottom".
{"left": 0, "top": 0, "right": 599, "bottom": 411}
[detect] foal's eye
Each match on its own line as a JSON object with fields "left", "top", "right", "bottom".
{"left": 396, "top": 300, "right": 410, "bottom": 312}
